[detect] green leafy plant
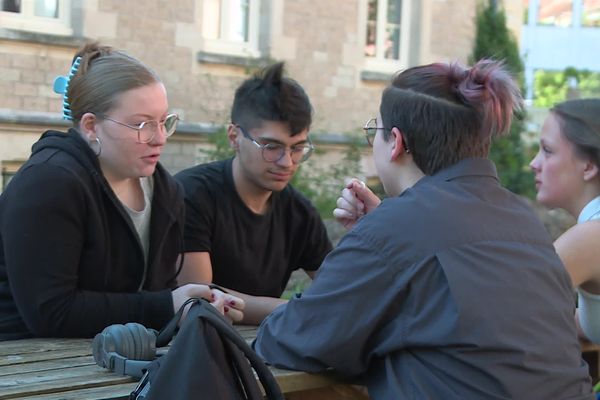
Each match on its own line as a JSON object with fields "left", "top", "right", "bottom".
{"left": 291, "top": 137, "right": 363, "bottom": 218}
{"left": 534, "top": 68, "right": 600, "bottom": 107}
{"left": 470, "top": 1, "right": 535, "bottom": 198}
{"left": 197, "top": 127, "right": 235, "bottom": 163}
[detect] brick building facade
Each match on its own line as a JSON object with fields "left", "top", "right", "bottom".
{"left": 0, "top": 0, "right": 490, "bottom": 189}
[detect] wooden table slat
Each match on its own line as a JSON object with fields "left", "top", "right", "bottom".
{"left": 0, "top": 355, "right": 93, "bottom": 376}
{"left": 9, "top": 382, "right": 136, "bottom": 400}
{"left": 0, "top": 339, "right": 91, "bottom": 356}
{"left": 0, "top": 347, "right": 93, "bottom": 367}
{"left": 0, "top": 365, "right": 134, "bottom": 400}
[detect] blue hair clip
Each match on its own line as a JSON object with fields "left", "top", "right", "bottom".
{"left": 53, "top": 56, "right": 82, "bottom": 120}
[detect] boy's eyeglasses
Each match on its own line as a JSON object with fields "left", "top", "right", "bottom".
{"left": 235, "top": 124, "right": 314, "bottom": 164}
{"left": 363, "top": 117, "right": 386, "bottom": 147}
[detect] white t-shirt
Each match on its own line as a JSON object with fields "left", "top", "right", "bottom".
{"left": 122, "top": 176, "right": 153, "bottom": 291}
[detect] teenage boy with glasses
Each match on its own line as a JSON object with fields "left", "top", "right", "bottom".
{"left": 175, "top": 63, "right": 332, "bottom": 325}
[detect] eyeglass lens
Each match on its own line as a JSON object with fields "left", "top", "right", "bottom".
{"left": 365, "top": 118, "right": 378, "bottom": 146}
{"left": 139, "top": 114, "right": 179, "bottom": 143}
{"left": 261, "top": 143, "right": 312, "bottom": 163}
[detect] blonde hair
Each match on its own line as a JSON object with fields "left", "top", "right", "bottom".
{"left": 66, "top": 42, "right": 161, "bottom": 123}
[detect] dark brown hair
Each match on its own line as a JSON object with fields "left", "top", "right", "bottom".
{"left": 231, "top": 62, "right": 312, "bottom": 135}
{"left": 552, "top": 98, "right": 600, "bottom": 167}
{"left": 380, "top": 59, "right": 522, "bottom": 175}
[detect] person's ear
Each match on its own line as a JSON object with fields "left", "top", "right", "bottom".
{"left": 390, "top": 127, "right": 410, "bottom": 161}
{"left": 79, "top": 113, "right": 99, "bottom": 141}
{"left": 227, "top": 124, "right": 240, "bottom": 150}
{"left": 583, "top": 160, "right": 599, "bottom": 182}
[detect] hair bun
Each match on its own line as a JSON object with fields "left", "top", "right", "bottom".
{"left": 456, "top": 59, "right": 522, "bottom": 137}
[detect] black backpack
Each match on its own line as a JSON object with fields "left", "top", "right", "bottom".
{"left": 93, "top": 298, "right": 284, "bottom": 400}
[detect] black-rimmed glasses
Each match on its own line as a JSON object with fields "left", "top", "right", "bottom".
{"left": 235, "top": 124, "right": 314, "bottom": 164}
{"left": 363, "top": 117, "right": 386, "bottom": 147}
{"left": 99, "top": 113, "right": 179, "bottom": 144}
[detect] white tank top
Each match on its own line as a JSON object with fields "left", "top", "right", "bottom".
{"left": 575, "top": 195, "right": 600, "bottom": 343}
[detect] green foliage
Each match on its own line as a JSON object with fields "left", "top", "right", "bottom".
{"left": 534, "top": 68, "right": 600, "bottom": 107}
{"left": 469, "top": 2, "right": 523, "bottom": 77}
{"left": 197, "top": 128, "right": 235, "bottom": 163}
{"left": 198, "top": 128, "right": 363, "bottom": 218}
{"left": 488, "top": 119, "right": 536, "bottom": 198}
{"left": 470, "top": 1, "right": 535, "bottom": 198}
{"left": 291, "top": 137, "right": 363, "bottom": 218}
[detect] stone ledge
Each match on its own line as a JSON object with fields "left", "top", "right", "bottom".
{"left": 0, "top": 28, "right": 85, "bottom": 48}
{"left": 360, "top": 70, "right": 392, "bottom": 82}
{"left": 196, "top": 51, "right": 271, "bottom": 69}
{"left": 0, "top": 109, "right": 68, "bottom": 127}
{"left": 0, "top": 109, "right": 366, "bottom": 146}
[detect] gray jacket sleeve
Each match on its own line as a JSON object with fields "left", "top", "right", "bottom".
{"left": 254, "top": 225, "right": 410, "bottom": 376}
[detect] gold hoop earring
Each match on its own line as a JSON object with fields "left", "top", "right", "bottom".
{"left": 90, "top": 137, "right": 102, "bottom": 156}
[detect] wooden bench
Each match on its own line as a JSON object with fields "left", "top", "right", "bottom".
{"left": 0, "top": 326, "right": 368, "bottom": 400}
{"left": 581, "top": 339, "right": 600, "bottom": 384}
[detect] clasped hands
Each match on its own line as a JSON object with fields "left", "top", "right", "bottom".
{"left": 333, "top": 178, "right": 381, "bottom": 229}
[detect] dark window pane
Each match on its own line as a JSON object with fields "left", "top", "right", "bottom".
{"left": 385, "top": 26, "right": 400, "bottom": 59}
{"left": 365, "top": 0, "right": 378, "bottom": 57}
{"left": 2, "top": 0, "right": 21, "bottom": 12}
{"left": 385, "top": 0, "right": 401, "bottom": 59}
{"left": 387, "top": 0, "right": 401, "bottom": 23}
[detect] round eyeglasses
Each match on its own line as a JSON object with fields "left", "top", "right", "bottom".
{"left": 235, "top": 125, "right": 314, "bottom": 164}
{"left": 99, "top": 113, "right": 179, "bottom": 144}
{"left": 363, "top": 117, "right": 386, "bottom": 147}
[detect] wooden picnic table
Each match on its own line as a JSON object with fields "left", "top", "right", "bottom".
{"left": 0, "top": 325, "right": 368, "bottom": 400}
{"left": 581, "top": 339, "right": 600, "bottom": 384}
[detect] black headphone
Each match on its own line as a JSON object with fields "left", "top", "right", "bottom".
{"left": 92, "top": 322, "right": 158, "bottom": 379}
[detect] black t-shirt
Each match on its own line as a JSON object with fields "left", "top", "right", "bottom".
{"left": 175, "top": 158, "right": 333, "bottom": 297}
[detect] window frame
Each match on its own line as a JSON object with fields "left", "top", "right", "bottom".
{"left": 362, "top": 0, "right": 412, "bottom": 73}
{"left": 0, "top": 0, "right": 72, "bottom": 36}
{"left": 1, "top": 160, "right": 23, "bottom": 191}
{"left": 201, "top": 0, "right": 262, "bottom": 58}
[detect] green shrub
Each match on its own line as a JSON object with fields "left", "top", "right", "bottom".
{"left": 470, "top": 1, "right": 535, "bottom": 198}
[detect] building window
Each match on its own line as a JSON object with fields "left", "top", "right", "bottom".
{"left": 1, "top": 160, "right": 22, "bottom": 191}
{"left": 0, "top": 0, "right": 72, "bottom": 36}
{"left": 536, "top": 0, "right": 573, "bottom": 27}
{"left": 201, "top": 0, "right": 261, "bottom": 58}
{"left": 583, "top": 0, "right": 600, "bottom": 27}
{"left": 363, "top": 0, "right": 410, "bottom": 73}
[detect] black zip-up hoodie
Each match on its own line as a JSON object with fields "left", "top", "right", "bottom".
{"left": 0, "top": 129, "right": 184, "bottom": 340}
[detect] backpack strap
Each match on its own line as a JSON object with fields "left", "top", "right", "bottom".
{"left": 152, "top": 298, "right": 283, "bottom": 400}
{"left": 155, "top": 297, "right": 197, "bottom": 347}
{"left": 191, "top": 299, "right": 285, "bottom": 400}
{"left": 155, "top": 286, "right": 226, "bottom": 347}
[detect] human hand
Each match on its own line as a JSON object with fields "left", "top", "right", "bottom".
{"left": 333, "top": 178, "right": 381, "bottom": 229}
{"left": 172, "top": 284, "right": 245, "bottom": 323}
{"left": 210, "top": 287, "right": 245, "bottom": 323}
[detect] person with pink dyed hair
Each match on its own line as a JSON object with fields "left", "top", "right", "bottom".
{"left": 254, "top": 60, "right": 594, "bottom": 399}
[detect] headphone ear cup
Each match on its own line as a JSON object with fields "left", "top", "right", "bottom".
{"left": 124, "top": 322, "right": 156, "bottom": 360}
{"left": 92, "top": 324, "right": 132, "bottom": 369}
{"left": 92, "top": 323, "right": 157, "bottom": 373}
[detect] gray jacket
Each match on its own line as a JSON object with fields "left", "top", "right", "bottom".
{"left": 254, "top": 158, "right": 593, "bottom": 400}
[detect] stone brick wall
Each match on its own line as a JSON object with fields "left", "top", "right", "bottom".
{"left": 0, "top": 0, "right": 484, "bottom": 184}
{"left": 1, "top": 0, "right": 481, "bottom": 134}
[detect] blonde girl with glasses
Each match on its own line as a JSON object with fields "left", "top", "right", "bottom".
{"left": 0, "top": 42, "right": 243, "bottom": 340}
